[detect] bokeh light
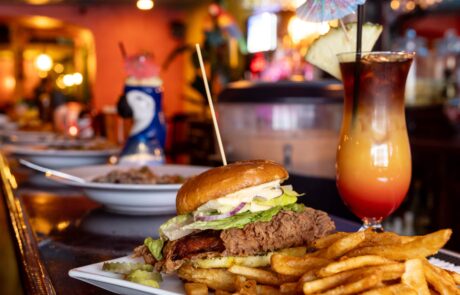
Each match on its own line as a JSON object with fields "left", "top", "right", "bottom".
{"left": 136, "top": 0, "right": 154, "bottom": 10}
{"left": 35, "top": 53, "right": 53, "bottom": 72}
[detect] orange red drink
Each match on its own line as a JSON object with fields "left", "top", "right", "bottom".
{"left": 336, "top": 52, "right": 414, "bottom": 229}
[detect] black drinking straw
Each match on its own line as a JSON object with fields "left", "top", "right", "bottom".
{"left": 353, "top": 5, "right": 364, "bottom": 122}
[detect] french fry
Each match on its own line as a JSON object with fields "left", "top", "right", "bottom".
{"left": 346, "top": 229, "right": 452, "bottom": 260}
{"left": 177, "top": 264, "right": 236, "bottom": 292}
{"left": 184, "top": 282, "right": 208, "bottom": 295}
{"left": 317, "top": 255, "right": 395, "bottom": 277}
{"left": 298, "top": 269, "right": 319, "bottom": 284}
{"left": 313, "top": 232, "right": 350, "bottom": 249}
{"left": 271, "top": 253, "right": 331, "bottom": 276}
{"left": 302, "top": 269, "right": 359, "bottom": 294}
{"left": 309, "top": 262, "right": 402, "bottom": 284}
{"left": 401, "top": 259, "right": 430, "bottom": 295}
{"left": 423, "top": 260, "right": 459, "bottom": 295}
{"left": 278, "top": 247, "right": 307, "bottom": 257}
{"left": 363, "top": 262, "right": 405, "bottom": 281}
{"left": 234, "top": 275, "right": 257, "bottom": 295}
{"left": 428, "top": 263, "right": 457, "bottom": 287}
{"left": 255, "top": 284, "right": 282, "bottom": 295}
{"left": 446, "top": 270, "right": 460, "bottom": 285}
{"left": 228, "top": 265, "right": 285, "bottom": 286}
{"left": 360, "top": 283, "right": 418, "bottom": 295}
{"left": 320, "top": 231, "right": 366, "bottom": 260}
{"left": 400, "top": 236, "right": 419, "bottom": 244}
{"left": 215, "top": 290, "right": 232, "bottom": 295}
{"left": 321, "top": 270, "right": 383, "bottom": 295}
{"left": 279, "top": 282, "right": 298, "bottom": 294}
{"left": 361, "top": 230, "right": 406, "bottom": 247}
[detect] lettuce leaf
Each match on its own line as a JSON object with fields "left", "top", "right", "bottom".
{"left": 144, "top": 237, "right": 164, "bottom": 260}
{"left": 253, "top": 192, "right": 297, "bottom": 207}
{"left": 183, "top": 203, "right": 305, "bottom": 231}
{"left": 159, "top": 214, "right": 195, "bottom": 241}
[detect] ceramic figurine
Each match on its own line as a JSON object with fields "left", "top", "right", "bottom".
{"left": 117, "top": 53, "right": 166, "bottom": 165}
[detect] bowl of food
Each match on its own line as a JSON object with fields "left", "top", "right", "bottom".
{"left": 49, "top": 164, "right": 209, "bottom": 215}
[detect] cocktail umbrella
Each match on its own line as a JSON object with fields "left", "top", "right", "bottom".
{"left": 296, "top": 0, "right": 366, "bottom": 22}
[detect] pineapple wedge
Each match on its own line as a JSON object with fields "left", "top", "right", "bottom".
{"left": 306, "top": 22, "right": 383, "bottom": 80}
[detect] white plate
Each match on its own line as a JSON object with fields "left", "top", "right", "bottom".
{"left": 70, "top": 255, "right": 460, "bottom": 295}
{"left": 49, "top": 164, "right": 209, "bottom": 215}
{"left": 7, "top": 145, "right": 118, "bottom": 169}
{"left": 69, "top": 256, "right": 183, "bottom": 295}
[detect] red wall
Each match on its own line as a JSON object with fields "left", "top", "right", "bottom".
{"left": 404, "top": 13, "right": 460, "bottom": 40}
{"left": 0, "top": 4, "right": 185, "bottom": 117}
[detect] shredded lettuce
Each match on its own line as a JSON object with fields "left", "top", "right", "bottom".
{"left": 144, "top": 237, "right": 164, "bottom": 260}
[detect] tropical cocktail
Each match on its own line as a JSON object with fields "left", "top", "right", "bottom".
{"left": 336, "top": 52, "right": 414, "bottom": 230}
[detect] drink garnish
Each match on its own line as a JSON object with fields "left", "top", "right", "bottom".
{"left": 306, "top": 22, "right": 383, "bottom": 80}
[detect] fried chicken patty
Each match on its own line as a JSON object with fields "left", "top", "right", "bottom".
{"left": 135, "top": 207, "right": 335, "bottom": 273}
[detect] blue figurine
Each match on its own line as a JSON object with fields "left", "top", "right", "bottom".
{"left": 117, "top": 53, "right": 166, "bottom": 165}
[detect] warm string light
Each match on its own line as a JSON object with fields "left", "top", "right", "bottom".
{"left": 136, "top": 0, "right": 154, "bottom": 10}
{"left": 56, "top": 72, "right": 83, "bottom": 89}
{"left": 390, "top": 0, "right": 443, "bottom": 12}
{"left": 68, "top": 125, "right": 79, "bottom": 137}
{"left": 35, "top": 53, "right": 53, "bottom": 72}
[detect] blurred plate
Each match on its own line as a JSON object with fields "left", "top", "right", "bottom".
{"left": 0, "top": 130, "right": 56, "bottom": 144}
{"left": 80, "top": 209, "right": 175, "bottom": 238}
{"left": 6, "top": 145, "right": 118, "bottom": 169}
{"left": 49, "top": 164, "right": 209, "bottom": 215}
{"left": 69, "top": 255, "right": 183, "bottom": 295}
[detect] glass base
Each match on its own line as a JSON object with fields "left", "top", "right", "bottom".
{"left": 359, "top": 217, "right": 384, "bottom": 232}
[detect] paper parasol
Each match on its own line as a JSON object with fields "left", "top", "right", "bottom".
{"left": 296, "top": 0, "right": 366, "bottom": 22}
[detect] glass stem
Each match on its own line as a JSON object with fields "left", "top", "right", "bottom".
{"left": 361, "top": 217, "right": 384, "bottom": 232}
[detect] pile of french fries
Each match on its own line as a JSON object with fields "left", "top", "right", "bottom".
{"left": 181, "top": 229, "right": 460, "bottom": 294}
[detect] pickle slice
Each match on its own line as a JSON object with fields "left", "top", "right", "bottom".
{"left": 126, "top": 269, "right": 162, "bottom": 288}
{"left": 102, "top": 262, "right": 154, "bottom": 274}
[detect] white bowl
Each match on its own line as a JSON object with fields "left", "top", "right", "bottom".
{"left": 49, "top": 164, "right": 209, "bottom": 215}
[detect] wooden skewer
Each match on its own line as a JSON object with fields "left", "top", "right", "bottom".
{"left": 339, "top": 19, "right": 351, "bottom": 42}
{"left": 195, "top": 44, "right": 227, "bottom": 166}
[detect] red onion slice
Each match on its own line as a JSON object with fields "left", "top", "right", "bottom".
{"left": 195, "top": 202, "right": 247, "bottom": 221}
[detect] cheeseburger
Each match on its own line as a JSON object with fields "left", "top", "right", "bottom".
{"left": 134, "top": 160, "right": 335, "bottom": 285}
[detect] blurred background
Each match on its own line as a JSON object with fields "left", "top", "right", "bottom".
{"left": 0, "top": 0, "right": 459, "bottom": 246}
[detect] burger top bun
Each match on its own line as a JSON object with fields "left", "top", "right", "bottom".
{"left": 176, "top": 160, "right": 289, "bottom": 215}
